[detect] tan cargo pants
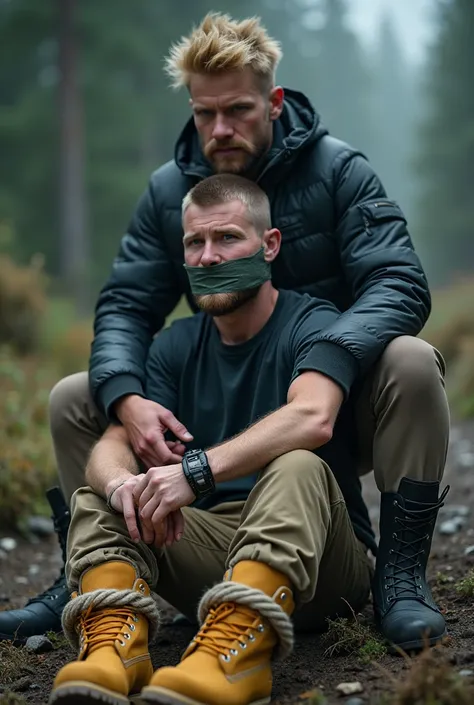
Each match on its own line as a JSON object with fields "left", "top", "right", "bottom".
{"left": 67, "top": 451, "right": 373, "bottom": 631}
{"left": 51, "top": 335, "right": 450, "bottom": 504}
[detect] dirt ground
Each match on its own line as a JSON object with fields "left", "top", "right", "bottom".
{"left": 2, "top": 422, "right": 474, "bottom": 705}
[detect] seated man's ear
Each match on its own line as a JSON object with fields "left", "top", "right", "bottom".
{"left": 263, "top": 228, "right": 281, "bottom": 262}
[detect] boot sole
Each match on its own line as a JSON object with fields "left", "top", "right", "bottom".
{"left": 49, "top": 682, "right": 132, "bottom": 705}
{"left": 387, "top": 629, "right": 448, "bottom": 655}
{"left": 141, "top": 686, "right": 270, "bottom": 705}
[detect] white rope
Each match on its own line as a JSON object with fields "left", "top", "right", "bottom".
{"left": 198, "top": 581, "right": 294, "bottom": 661}
{"left": 61, "top": 588, "right": 161, "bottom": 650}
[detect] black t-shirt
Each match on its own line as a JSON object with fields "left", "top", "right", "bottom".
{"left": 145, "top": 290, "right": 376, "bottom": 553}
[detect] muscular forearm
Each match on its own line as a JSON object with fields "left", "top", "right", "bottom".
{"left": 85, "top": 426, "right": 140, "bottom": 499}
{"left": 207, "top": 402, "right": 331, "bottom": 484}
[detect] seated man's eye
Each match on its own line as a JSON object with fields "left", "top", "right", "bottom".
{"left": 223, "top": 233, "right": 236, "bottom": 241}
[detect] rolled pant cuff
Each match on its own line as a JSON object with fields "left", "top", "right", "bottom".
{"left": 66, "top": 550, "right": 151, "bottom": 592}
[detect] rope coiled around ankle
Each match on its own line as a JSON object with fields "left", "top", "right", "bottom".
{"left": 198, "top": 581, "right": 294, "bottom": 661}
{"left": 61, "top": 588, "right": 161, "bottom": 650}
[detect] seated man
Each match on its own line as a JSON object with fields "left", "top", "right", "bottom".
{"left": 50, "top": 175, "right": 447, "bottom": 705}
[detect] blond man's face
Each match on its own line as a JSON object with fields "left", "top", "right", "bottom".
{"left": 189, "top": 68, "right": 284, "bottom": 176}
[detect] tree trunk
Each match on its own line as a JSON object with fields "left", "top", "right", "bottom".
{"left": 58, "top": 0, "right": 89, "bottom": 315}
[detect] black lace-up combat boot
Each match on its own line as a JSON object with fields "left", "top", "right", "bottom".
{"left": 372, "top": 477, "right": 449, "bottom": 652}
{"left": 0, "top": 487, "right": 70, "bottom": 644}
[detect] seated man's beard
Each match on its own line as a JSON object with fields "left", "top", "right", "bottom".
{"left": 194, "top": 286, "right": 261, "bottom": 317}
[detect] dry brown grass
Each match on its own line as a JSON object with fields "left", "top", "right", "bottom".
{"left": 323, "top": 613, "right": 387, "bottom": 663}
{"left": 0, "top": 641, "right": 38, "bottom": 684}
{"left": 422, "top": 277, "right": 474, "bottom": 418}
{"left": 389, "top": 647, "right": 474, "bottom": 705}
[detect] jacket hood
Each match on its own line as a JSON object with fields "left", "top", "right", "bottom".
{"left": 174, "top": 88, "right": 328, "bottom": 179}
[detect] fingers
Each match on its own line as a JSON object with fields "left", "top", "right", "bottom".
{"left": 160, "top": 410, "right": 193, "bottom": 443}
{"left": 121, "top": 488, "right": 141, "bottom": 543}
{"left": 165, "top": 440, "right": 186, "bottom": 457}
{"left": 173, "top": 509, "right": 185, "bottom": 542}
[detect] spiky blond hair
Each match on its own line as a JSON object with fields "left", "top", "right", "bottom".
{"left": 165, "top": 13, "right": 282, "bottom": 90}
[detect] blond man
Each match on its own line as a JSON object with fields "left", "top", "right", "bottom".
{"left": 1, "top": 14, "right": 449, "bottom": 660}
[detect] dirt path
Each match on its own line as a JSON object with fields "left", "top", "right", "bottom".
{"left": 2, "top": 423, "right": 474, "bottom": 704}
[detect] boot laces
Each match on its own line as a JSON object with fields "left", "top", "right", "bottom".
{"left": 386, "top": 487, "right": 449, "bottom": 601}
{"left": 27, "top": 568, "right": 67, "bottom": 605}
{"left": 79, "top": 605, "right": 138, "bottom": 653}
{"left": 192, "top": 603, "right": 262, "bottom": 660}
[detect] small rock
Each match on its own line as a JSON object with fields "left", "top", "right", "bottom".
{"left": 27, "top": 515, "right": 55, "bottom": 537}
{"left": 0, "top": 537, "right": 17, "bottom": 552}
{"left": 25, "top": 634, "right": 54, "bottom": 654}
{"left": 10, "top": 676, "right": 32, "bottom": 691}
{"left": 14, "top": 576, "right": 28, "bottom": 585}
{"left": 464, "top": 545, "right": 474, "bottom": 556}
{"left": 439, "top": 517, "right": 465, "bottom": 535}
{"left": 460, "top": 669, "right": 474, "bottom": 677}
{"left": 336, "top": 681, "right": 363, "bottom": 696}
{"left": 458, "top": 452, "right": 474, "bottom": 468}
{"left": 460, "top": 629, "right": 474, "bottom": 639}
{"left": 0, "top": 549, "right": 7, "bottom": 560}
{"left": 29, "top": 683, "right": 41, "bottom": 690}
{"left": 440, "top": 504, "right": 471, "bottom": 518}
{"left": 28, "top": 564, "right": 40, "bottom": 576}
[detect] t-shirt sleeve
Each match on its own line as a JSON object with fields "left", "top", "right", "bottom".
{"left": 145, "top": 327, "right": 179, "bottom": 414}
{"left": 287, "top": 300, "right": 359, "bottom": 399}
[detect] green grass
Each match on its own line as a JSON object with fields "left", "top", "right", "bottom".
{"left": 455, "top": 570, "right": 474, "bottom": 597}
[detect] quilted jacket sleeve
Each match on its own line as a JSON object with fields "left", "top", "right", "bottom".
{"left": 302, "top": 151, "right": 431, "bottom": 387}
{"left": 89, "top": 178, "right": 183, "bottom": 418}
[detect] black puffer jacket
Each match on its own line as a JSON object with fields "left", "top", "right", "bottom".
{"left": 91, "top": 89, "right": 431, "bottom": 416}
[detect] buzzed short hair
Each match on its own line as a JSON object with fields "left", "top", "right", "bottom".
{"left": 165, "top": 13, "right": 282, "bottom": 92}
{"left": 182, "top": 174, "right": 272, "bottom": 234}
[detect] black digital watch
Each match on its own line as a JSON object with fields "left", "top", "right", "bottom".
{"left": 182, "top": 449, "right": 216, "bottom": 500}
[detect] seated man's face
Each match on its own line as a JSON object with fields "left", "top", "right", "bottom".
{"left": 183, "top": 199, "right": 264, "bottom": 316}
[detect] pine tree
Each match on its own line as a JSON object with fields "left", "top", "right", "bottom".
{"left": 290, "top": 0, "right": 375, "bottom": 158}
{"left": 415, "top": 0, "right": 474, "bottom": 284}
{"left": 371, "top": 13, "right": 417, "bottom": 219}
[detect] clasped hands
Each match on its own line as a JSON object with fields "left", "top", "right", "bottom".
{"left": 109, "top": 462, "right": 195, "bottom": 548}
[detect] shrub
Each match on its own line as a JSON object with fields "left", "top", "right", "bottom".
{"left": 0, "top": 347, "right": 58, "bottom": 529}
{"left": 0, "top": 255, "right": 47, "bottom": 355}
{"left": 422, "top": 277, "right": 474, "bottom": 419}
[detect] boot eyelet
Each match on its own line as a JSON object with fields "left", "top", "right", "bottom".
{"left": 385, "top": 563, "right": 390, "bottom": 568}
{"left": 389, "top": 549, "right": 394, "bottom": 555}
{"left": 239, "top": 641, "right": 247, "bottom": 649}
{"left": 248, "top": 634, "right": 256, "bottom": 642}
{"left": 222, "top": 654, "right": 231, "bottom": 662}
{"left": 129, "top": 624, "right": 136, "bottom": 632}
{"left": 392, "top": 533, "right": 398, "bottom": 539}
{"left": 133, "top": 615, "right": 139, "bottom": 622}
{"left": 230, "top": 648, "right": 238, "bottom": 655}
{"left": 393, "top": 500, "right": 398, "bottom": 507}
{"left": 257, "top": 624, "right": 265, "bottom": 633}
{"left": 119, "top": 640, "right": 126, "bottom": 647}
{"left": 387, "top": 596, "right": 393, "bottom": 603}
{"left": 280, "top": 592, "right": 287, "bottom": 601}
{"left": 139, "top": 584, "right": 146, "bottom": 593}
{"left": 124, "top": 632, "right": 131, "bottom": 640}
{"left": 384, "top": 584, "right": 389, "bottom": 590}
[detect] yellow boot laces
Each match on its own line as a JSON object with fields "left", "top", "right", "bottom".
{"left": 190, "top": 603, "right": 264, "bottom": 660}
{"left": 79, "top": 606, "right": 139, "bottom": 654}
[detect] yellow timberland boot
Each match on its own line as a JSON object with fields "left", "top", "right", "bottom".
{"left": 141, "top": 560, "right": 294, "bottom": 705}
{"left": 49, "top": 560, "right": 160, "bottom": 705}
